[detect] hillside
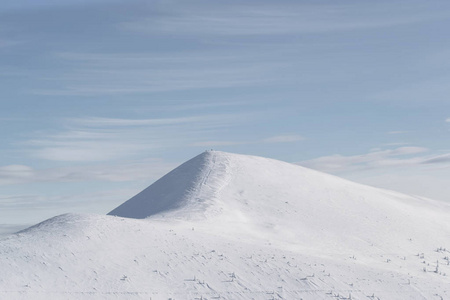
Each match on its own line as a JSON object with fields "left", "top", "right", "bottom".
{"left": 1, "top": 151, "right": 449, "bottom": 299}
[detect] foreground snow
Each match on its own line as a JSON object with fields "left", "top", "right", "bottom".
{"left": 1, "top": 151, "right": 449, "bottom": 299}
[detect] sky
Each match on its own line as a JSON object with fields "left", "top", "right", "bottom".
{"left": 1, "top": 0, "right": 450, "bottom": 235}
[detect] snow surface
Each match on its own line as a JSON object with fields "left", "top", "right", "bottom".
{"left": 1, "top": 151, "right": 450, "bottom": 299}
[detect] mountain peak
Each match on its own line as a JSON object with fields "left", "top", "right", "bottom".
{"left": 107, "top": 151, "right": 449, "bottom": 255}
{"left": 108, "top": 150, "right": 229, "bottom": 219}
{"left": 3, "top": 151, "right": 450, "bottom": 299}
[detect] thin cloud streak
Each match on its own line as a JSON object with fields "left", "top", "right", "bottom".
{"left": 121, "top": 4, "right": 439, "bottom": 36}
{"left": 33, "top": 52, "right": 289, "bottom": 96}
{"left": 374, "top": 76, "right": 450, "bottom": 104}
{"left": 70, "top": 115, "right": 245, "bottom": 127}
{"left": 129, "top": 101, "right": 248, "bottom": 113}
{"left": 24, "top": 114, "right": 256, "bottom": 162}
{"left": 298, "top": 146, "right": 437, "bottom": 174}
{"left": 191, "top": 134, "right": 305, "bottom": 147}
{"left": 0, "top": 165, "right": 34, "bottom": 185}
{"left": 0, "top": 39, "right": 23, "bottom": 48}
{"left": 190, "top": 141, "right": 245, "bottom": 147}
{"left": 421, "top": 153, "right": 450, "bottom": 165}
{"left": 0, "top": 159, "right": 175, "bottom": 186}
{"left": 263, "top": 135, "right": 304, "bottom": 143}
{"left": 0, "top": 186, "right": 142, "bottom": 225}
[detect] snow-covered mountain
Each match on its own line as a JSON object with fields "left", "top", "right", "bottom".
{"left": 1, "top": 151, "right": 449, "bottom": 299}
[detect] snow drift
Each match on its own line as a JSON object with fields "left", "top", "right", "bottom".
{"left": 1, "top": 151, "right": 450, "bottom": 299}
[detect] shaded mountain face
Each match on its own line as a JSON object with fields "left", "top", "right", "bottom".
{"left": 108, "top": 151, "right": 214, "bottom": 219}
{"left": 108, "top": 150, "right": 233, "bottom": 220}
{"left": 2, "top": 151, "right": 450, "bottom": 299}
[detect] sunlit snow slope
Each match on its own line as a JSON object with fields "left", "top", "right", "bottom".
{"left": 1, "top": 151, "right": 450, "bottom": 300}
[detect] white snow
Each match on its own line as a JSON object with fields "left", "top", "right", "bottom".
{"left": 1, "top": 150, "right": 450, "bottom": 299}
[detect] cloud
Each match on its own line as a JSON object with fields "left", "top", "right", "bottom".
{"left": 24, "top": 114, "right": 254, "bottom": 162}
{"left": 382, "top": 142, "right": 409, "bottom": 146}
{"left": 128, "top": 101, "right": 248, "bottom": 113}
{"left": 70, "top": 115, "right": 240, "bottom": 127}
{"left": 446, "top": 118, "right": 450, "bottom": 123}
{"left": 191, "top": 134, "right": 304, "bottom": 147}
{"left": 190, "top": 141, "right": 244, "bottom": 147}
{"left": 0, "top": 186, "right": 142, "bottom": 226}
{"left": 299, "top": 146, "right": 433, "bottom": 174}
{"left": 29, "top": 2, "right": 442, "bottom": 97}
{"left": 0, "top": 39, "right": 22, "bottom": 48}
{"left": 0, "top": 165, "right": 34, "bottom": 184}
{"left": 32, "top": 51, "right": 289, "bottom": 96}
{"left": 0, "top": 159, "right": 175, "bottom": 186}
{"left": 374, "top": 76, "right": 450, "bottom": 104}
{"left": 23, "top": 113, "right": 304, "bottom": 163}
{"left": 120, "top": 3, "right": 437, "bottom": 36}
{"left": 421, "top": 153, "right": 450, "bottom": 164}
{"left": 0, "top": 194, "right": 63, "bottom": 212}
{"left": 263, "top": 135, "right": 304, "bottom": 143}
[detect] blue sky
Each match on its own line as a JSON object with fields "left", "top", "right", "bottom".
{"left": 1, "top": 0, "right": 450, "bottom": 234}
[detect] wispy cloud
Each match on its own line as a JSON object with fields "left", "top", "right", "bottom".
{"left": 374, "top": 76, "right": 450, "bottom": 104}
{"left": 387, "top": 131, "right": 409, "bottom": 135}
{"left": 0, "top": 39, "right": 22, "bottom": 48}
{"left": 0, "top": 194, "right": 65, "bottom": 210}
{"left": 382, "top": 142, "right": 409, "bottom": 146}
{"left": 421, "top": 153, "right": 450, "bottom": 165}
{"left": 0, "top": 165, "right": 34, "bottom": 185}
{"left": 69, "top": 115, "right": 239, "bottom": 127}
{"left": 0, "top": 186, "right": 141, "bottom": 226}
{"left": 33, "top": 51, "right": 289, "bottom": 96}
{"left": 191, "top": 134, "right": 304, "bottom": 147}
{"left": 30, "top": 2, "right": 445, "bottom": 97}
{"left": 121, "top": 3, "right": 438, "bottom": 36}
{"left": 299, "top": 146, "right": 437, "bottom": 174}
{"left": 263, "top": 134, "right": 304, "bottom": 143}
{"left": 190, "top": 141, "right": 245, "bottom": 147}
{"left": 129, "top": 101, "right": 248, "bottom": 113}
{"left": 446, "top": 118, "right": 450, "bottom": 123}
{"left": 0, "top": 159, "right": 175, "bottom": 186}
{"left": 24, "top": 114, "right": 253, "bottom": 162}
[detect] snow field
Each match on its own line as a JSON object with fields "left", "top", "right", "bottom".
{"left": 1, "top": 151, "right": 450, "bottom": 299}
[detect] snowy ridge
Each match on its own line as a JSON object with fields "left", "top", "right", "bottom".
{"left": 108, "top": 151, "right": 232, "bottom": 220}
{"left": 111, "top": 151, "right": 450, "bottom": 255}
{"left": 1, "top": 151, "right": 450, "bottom": 299}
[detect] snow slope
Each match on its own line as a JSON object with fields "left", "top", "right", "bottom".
{"left": 1, "top": 151, "right": 450, "bottom": 299}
